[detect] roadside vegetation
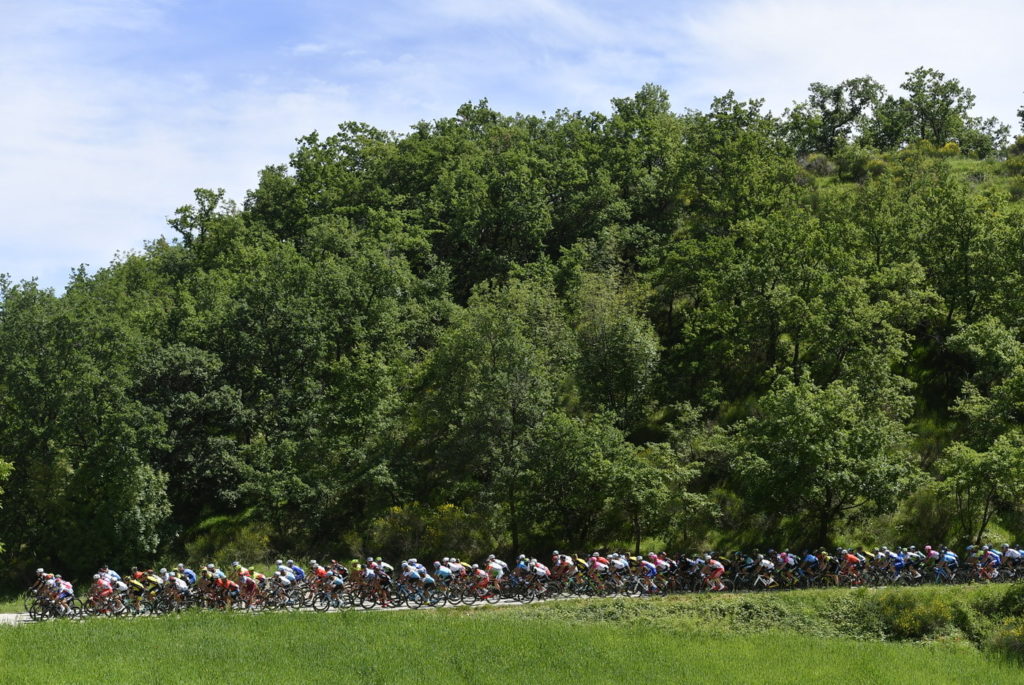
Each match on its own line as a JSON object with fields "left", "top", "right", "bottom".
{"left": 4, "top": 586, "right": 1024, "bottom": 683}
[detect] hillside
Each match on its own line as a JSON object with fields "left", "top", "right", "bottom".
{"left": 2, "top": 69, "right": 1024, "bottom": 581}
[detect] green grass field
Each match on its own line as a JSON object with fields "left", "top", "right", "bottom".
{"left": 2, "top": 587, "right": 1023, "bottom": 684}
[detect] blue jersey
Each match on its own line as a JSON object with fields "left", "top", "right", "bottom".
{"left": 182, "top": 569, "right": 197, "bottom": 585}
{"left": 291, "top": 565, "right": 305, "bottom": 581}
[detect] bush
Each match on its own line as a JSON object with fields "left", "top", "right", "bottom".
{"left": 1009, "top": 178, "right": 1024, "bottom": 201}
{"left": 1004, "top": 155, "right": 1024, "bottom": 177}
{"left": 1008, "top": 136, "right": 1024, "bottom": 158}
{"left": 364, "top": 501, "right": 501, "bottom": 562}
{"left": 802, "top": 153, "right": 836, "bottom": 177}
{"left": 873, "top": 589, "right": 955, "bottom": 640}
{"left": 988, "top": 618, "right": 1024, "bottom": 663}
{"left": 938, "top": 141, "right": 961, "bottom": 157}
{"left": 866, "top": 158, "right": 888, "bottom": 178}
{"left": 834, "top": 145, "right": 873, "bottom": 182}
{"left": 184, "top": 510, "right": 274, "bottom": 565}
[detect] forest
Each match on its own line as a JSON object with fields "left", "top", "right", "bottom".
{"left": 3, "top": 67, "right": 1024, "bottom": 585}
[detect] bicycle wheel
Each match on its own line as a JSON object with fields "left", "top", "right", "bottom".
{"left": 358, "top": 591, "right": 377, "bottom": 610}
{"left": 405, "top": 591, "right": 425, "bottom": 609}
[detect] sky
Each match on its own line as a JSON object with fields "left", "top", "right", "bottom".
{"left": 1, "top": 0, "right": 1022, "bottom": 291}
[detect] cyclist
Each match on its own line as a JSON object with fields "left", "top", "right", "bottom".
{"left": 54, "top": 575, "right": 74, "bottom": 615}
{"left": 755, "top": 553, "right": 776, "bottom": 587}
{"left": 800, "top": 550, "right": 819, "bottom": 578}
{"left": 639, "top": 556, "right": 658, "bottom": 593}
{"left": 228, "top": 561, "right": 249, "bottom": 581}
{"left": 470, "top": 564, "right": 489, "bottom": 592}
{"left": 433, "top": 560, "right": 453, "bottom": 586}
{"left": 1003, "top": 544, "right": 1022, "bottom": 572}
{"left": 704, "top": 554, "right": 726, "bottom": 591}
{"left": 88, "top": 574, "right": 115, "bottom": 613}
{"left": 981, "top": 545, "right": 1002, "bottom": 579}
{"left": 287, "top": 560, "right": 305, "bottom": 582}
{"left": 485, "top": 555, "right": 505, "bottom": 590}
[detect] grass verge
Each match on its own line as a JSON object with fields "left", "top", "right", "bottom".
{"left": 1, "top": 586, "right": 1024, "bottom": 683}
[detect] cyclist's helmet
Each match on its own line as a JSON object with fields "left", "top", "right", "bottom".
{"left": 160, "top": 567, "right": 168, "bottom": 574}
{"left": 552, "top": 550, "right": 559, "bottom": 556}
{"left": 93, "top": 574, "right": 100, "bottom": 580}
{"left": 206, "top": 563, "right": 215, "bottom": 570}
{"left": 36, "top": 568, "right": 44, "bottom": 575}
{"left": 471, "top": 564, "right": 479, "bottom": 570}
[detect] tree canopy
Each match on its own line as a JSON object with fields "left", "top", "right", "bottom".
{"left": 2, "top": 69, "right": 1023, "bottom": 585}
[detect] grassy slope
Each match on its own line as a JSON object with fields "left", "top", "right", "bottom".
{"left": 1, "top": 587, "right": 1022, "bottom": 684}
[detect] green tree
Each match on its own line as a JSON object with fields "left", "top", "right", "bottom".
{"left": 411, "top": 276, "right": 575, "bottom": 551}
{"left": 784, "top": 76, "right": 885, "bottom": 155}
{"left": 937, "top": 432, "right": 1024, "bottom": 544}
{"left": 900, "top": 67, "right": 976, "bottom": 146}
{"left": 733, "top": 375, "right": 914, "bottom": 545}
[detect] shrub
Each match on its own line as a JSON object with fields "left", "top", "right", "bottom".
{"left": 1007, "top": 136, "right": 1024, "bottom": 157}
{"left": 938, "top": 141, "right": 961, "bottom": 157}
{"left": 834, "top": 145, "right": 875, "bottom": 182}
{"left": 184, "top": 510, "right": 274, "bottom": 565}
{"left": 802, "top": 153, "right": 836, "bottom": 177}
{"left": 364, "top": 501, "right": 500, "bottom": 562}
{"left": 988, "top": 618, "right": 1024, "bottom": 663}
{"left": 866, "top": 158, "right": 888, "bottom": 178}
{"left": 1009, "top": 178, "right": 1024, "bottom": 201}
{"left": 1004, "top": 155, "right": 1024, "bottom": 177}
{"left": 873, "top": 589, "right": 955, "bottom": 640}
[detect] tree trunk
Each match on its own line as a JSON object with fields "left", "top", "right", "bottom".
{"left": 633, "top": 513, "right": 642, "bottom": 557}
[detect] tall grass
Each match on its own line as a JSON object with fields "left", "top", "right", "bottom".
{"left": 1, "top": 598, "right": 1021, "bottom": 684}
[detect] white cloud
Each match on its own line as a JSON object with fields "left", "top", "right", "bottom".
{"left": 292, "top": 42, "right": 328, "bottom": 55}
{"left": 677, "top": 0, "right": 1023, "bottom": 120}
{"left": 1, "top": 0, "right": 1021, "bottom": 290}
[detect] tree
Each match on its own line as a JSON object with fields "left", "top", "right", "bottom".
{"left": 411, "top": 276, "right": 575, "bottom": 551}
{"left": 567, "top": 271, "right": 659, "bottom": 428}
{"left": 733, "top": 375, "right": 914, "bottom": 545}
{"left": 937, "top": 432, "right": 1024, "bottom": 544}
{"left": 900, "top": 67, "right": 976, "bottom": 146}
{"left": 0, "top": 456, "right": 11, "bottom": 554}
{"left": 784, "top": 76, "right": 885, "bottom": 155}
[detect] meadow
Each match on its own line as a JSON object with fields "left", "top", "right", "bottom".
{"left": 2, "top": 585, "right": 1024, "bottom": 684}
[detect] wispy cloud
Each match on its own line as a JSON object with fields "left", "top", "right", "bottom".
{"left": 1, "top": 0, "right": 1021, "bottom": 290}
{"left": 292, "top": 42, "right": 328, "bottom": 55}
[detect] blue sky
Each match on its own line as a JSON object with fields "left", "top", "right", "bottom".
{"left": 2, "top": 0, "right": 1022, "bottom": 291}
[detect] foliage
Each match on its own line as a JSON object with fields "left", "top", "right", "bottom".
{"left": 733, "top": 374, "right": 914, "bottom": 544}
{"left": 2, "top": 71, "right": 1024, "bottom": 583}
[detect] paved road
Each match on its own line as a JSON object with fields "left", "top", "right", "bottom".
{"left": 0, "top": 613, "right": 28, "bottom": 625}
